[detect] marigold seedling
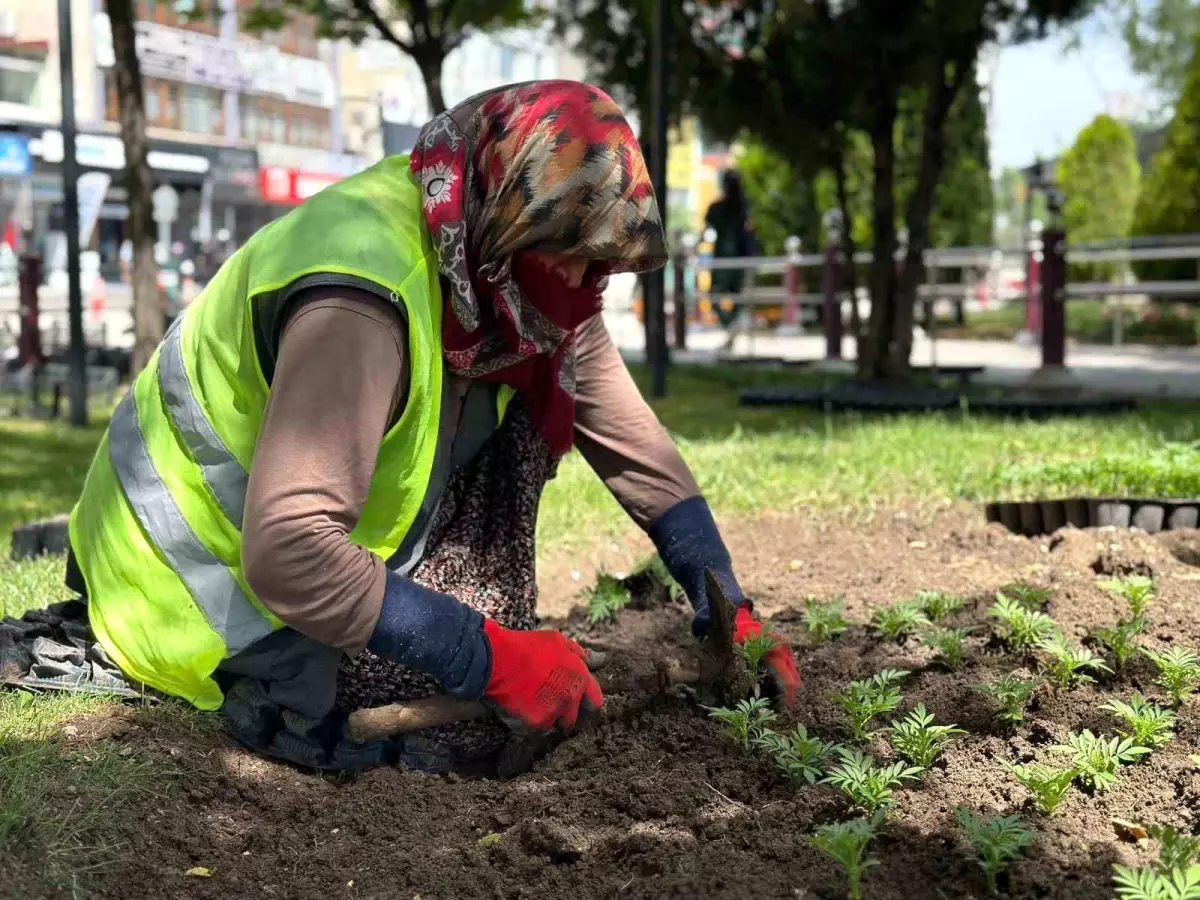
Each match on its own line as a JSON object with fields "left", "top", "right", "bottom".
{"left": 706, "top": 697, "right": 777, "bottom": 751}
{"left": 1036, "top": 633, "right": 1112, "bottom": 689}
{"left": 1112, "top": 863, "right": 1200, "bottom": 900}
{"left": 1091, "top": 619, "right": 1145, "bottom": 671}
{"left": 1098, "top": 575, "right": 1156, "bottom": 621}
{"left": 973, "top": 673, "right": 1041, "bottom": 725}
{"left": 585, "top": 573, "right": 631, "bottom": 624}
{"left": 921, "top": 627, "right": 975, "bottom": 671}
{"left": 1006, "top": 763, "right": 1077, "bottom": 815}
{"left": 740, "top": 632, "right": 778, "bottom": 690}
{"left": 956, "top": 807, "right": 1036, "bottom": 897}
{"left": 1148, "top": 824, "right": 1200, "bottom": 872}
{"left": 821, "top": 747, "right": 923, "bottom": 813}
{"left": 807, "top": 813, "right": 883, "bottom": 900}
{"left": 887, "top": 703, "right": 966, "bottom": 770}
{"left": 755, "top": 725, "right": 839, "bottom": 784}
{"left": 631, "top": 554, "right": 685, "bottom": 603}
{"left": 917, "top": 590, "right": 966, "bottom": 623}
{"left": 871, "top": 600, "right": 929, "bottom": 642}
{"left": 999, "top": 584, "right": 1053, "bottom": 612}
{"left": 803, "top": 596, "right": 851, "bottom": 645}
{"left": 836, "top": 669, "right": 910, "bottom": 741}
{"left": 1142, "top": 647, "right": 1200, "bottom": 706}
{"left": 1051, "top": 729, "right": 1151, "bottom": 792}
{"left": 989, "top": 595, "right": 1060, "bottom": 651}
{"left": 1102, "top": 693, "right": 1176, "bottom": 750}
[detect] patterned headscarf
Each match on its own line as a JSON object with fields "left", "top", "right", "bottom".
{"left": 410, "top": 80, "right": 667, "bottom": 456}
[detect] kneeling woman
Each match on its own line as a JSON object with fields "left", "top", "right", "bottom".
{"left": 63, "top": 81, "right": 799, "bottom": 769}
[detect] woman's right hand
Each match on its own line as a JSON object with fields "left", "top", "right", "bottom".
{"left": 481, "top": 619, "right": 604, "bottom": 733}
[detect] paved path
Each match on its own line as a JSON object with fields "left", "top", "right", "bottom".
{"left": 602, "top": 310, "right": 1200, "bottom": 400}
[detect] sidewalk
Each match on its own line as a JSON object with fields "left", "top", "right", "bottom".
{"left": 603, "top": 310, "right": 1200, "bottom": 401}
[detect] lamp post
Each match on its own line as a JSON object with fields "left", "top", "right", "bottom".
{"left": 645, "top": 0, "right": 670, "bottom": 398}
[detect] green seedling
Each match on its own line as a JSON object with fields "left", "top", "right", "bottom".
{"left": 1051, "top": 730, "right": 1151, "bottom": 792}
{"left": 630, "top": 554, "right": 685, "bottom": 603}
{"left": 1102, "top": 693, "right": 1176, "bottom": 749}
{"left": 1112, "top": 864, "right": 1200, "bottom": 900}
{"left": 956, "top": 807, "right": 1037, "bottom": 897}
{"left": 1036, "top": 633, "right": 1112, "bottom": 689}
{"left": 803, "top": 596, "right": 851, "bottom": 645}
{"left": 989, "top": 595, "right": 1060, "bottom": 651}
{"left": 740, "top": 632, "right": 778, "bottom": 689}
{"left": 1006, "top": 763, "right": 1077, "bottom": 815}
{"left": 974, "top": 673, "right": 1041, "bottom": 725}
{"left": 836, "top": 669, "right": 910, "bottom": 741}
{"left": 917, "top": 590, "right": 966, "bottom": 623}
{"left": 1091, "top": 619, "right": 1145, "bottom": 671}
{"left": 887, "top": 703, "right": 966, "bottom": 770}
{"left": 585, "top": 572, "right": 631, "bottom": 624}
{"left": 1149, "top": 825, "right": 1200, "bottom": 872}
{"left": 755, "top": 725, "right": 839, "bottom": 784}
{"left": 1142, "top": 647, "right": 1200, "bottom": 706}
{"left": 871, "top": 599, "right": 929, "bottom": 642}
{"left": 999, "top": 584, "right": 1053, "bottom": 612}
{"left": 921, "top": 627, "right": 975, "bottom": 671}
{"left": 1098, "top": 575, "right": 1156, "bottom": 621}
{"left": 821, "top": 747, "right": 923, "bottom": 814}
{"left": 706, "top": 697, "right": 777, "bottom": 751}
{"left": 807, "top": 813, "right": 883, "bottom": 900}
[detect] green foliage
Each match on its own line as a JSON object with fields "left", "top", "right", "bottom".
{"left": 585, "top": 573, "right": 631, "bottom": 625}
{"left": 740, "top": 632, "right": 778, "bottom": 687}
{"left": 735, "top": 138, "right": 822, "bottom": 257}
{"left": 998, "top": 584, "right": 1052, "bottom": 612}
{"left": 1098, "top": 575, "right": 1156, "bottom": 621}
{"left": 807, "top": 813, "right": 883, "bottom": 900}
{"left": 631, "top": 555, "right": 684, "bottom": 604}
{"left": 1051, "top": 730, "right": 1152, "bottom": 792}
{"left": 989, "top": 595, "right": 1061, "bottom": 651}
{"left": 956, "top": 807, "right": 1037, "bottom": 896}
{"left": 1102, "top": 693, "right": 1177, "bottom": 749}
{"left": 1143, "top": 647, "right": 1200, "bottom": 706}
{"left": 706, "top": 697, "right": 777, "bottom": 751}
{"left": 803, "top": 596, "right": 851, "bottom": 646}
{"left": 1006, "top": 763, "right": 1077, "bottom": 815}
{"left": 1091, "top": 618, "right": 1146, "bottom": 671}
{"left": 837, "top": 670, "right": 910, "bottom": 741}
{"left": 1150, "top": 825, "right": 1200, "bottom": 872}
{"left": 755, "top": 725, "right": 839, "bottom": 785}
{"left": 821, "top": 747, "right": 923, "bottom": 814}
{"left": 992, "top": 444, "right": 1200, "bottom": 501}
{"left": 886, "top": 703, "right": 966, "bottom": 769}
{"left": 1132, "top": 28, "right": 1200, "bottom": 280}
{"left": 871, "top": 600, "right": 929, "bottom": 642}
{"left": 1057, "top": 114, "right": 1140, "bottom": 280}
{"left": 921, "top": 627, "right": 974, "bottom": 671}
{"left": 1036, "top": 633, "right": 1112, "bottom": 689}
{"left": 1113, "top": 866, "right": 1200, "bottom": 900}
{"left": 1114, "top": 0, "right": 1200, "bottom": 101}
{"left": 917, "top": 590, "right": 966, "bottom": 623}
{"left": 974, "top": 673, "right": 1041, "bottom": 725}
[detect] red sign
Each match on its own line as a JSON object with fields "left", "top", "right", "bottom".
{"left": 258, "top": 166, "right": 342, "bottom": 205}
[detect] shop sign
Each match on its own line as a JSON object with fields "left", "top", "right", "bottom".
{"left": 33, "top": 130, "right": 214, "bottom": 178}
{"left": 237, "top": 41, "right": 336, "bottom": 108}
{"left": 93, "top": 15, "right": 245, "bottom": 91}
{"left": 0, "top": 133, "right": 32, "bottom": 177}
{"left": 258, "top": 166, "right": 341, "bottom": 205}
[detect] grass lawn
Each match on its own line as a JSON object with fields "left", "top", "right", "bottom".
{"left": 2, "top": 365, "right": 1200, "bottom": 895}
{"left": 936, "top": 298, "right": 1199, "bottom": 345}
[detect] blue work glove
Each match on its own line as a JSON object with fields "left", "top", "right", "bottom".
{"left": 649, "top": 495, "right": 749, "bottom": 637}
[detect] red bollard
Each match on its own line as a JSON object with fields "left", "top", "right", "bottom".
{"left": 1040, "top": 228, "right": 1066, "bottom": 367}
{"left": 17, "top": 252, "right": 43, "bottom": 367}
{"left": 821, "top": 243, "right": 843, "bottom": 359}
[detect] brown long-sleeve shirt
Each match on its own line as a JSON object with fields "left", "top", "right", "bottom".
{"left": 241, "top": 287, "right": 699, "bottom": 653}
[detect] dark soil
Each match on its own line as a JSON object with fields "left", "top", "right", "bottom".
{"left": 51, "top": 508, "right": 1200, "bottom": 899}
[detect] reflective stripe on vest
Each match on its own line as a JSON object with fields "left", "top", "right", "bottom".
{"left": 108, "top": 371, "right": 273, "bottom": 655}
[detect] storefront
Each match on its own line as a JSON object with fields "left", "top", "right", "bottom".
{"left": 242, "top": 145, "right": 367, "bottom": 240}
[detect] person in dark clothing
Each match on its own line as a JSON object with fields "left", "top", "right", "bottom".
{"left": 703, "top": 171, "right": 756, "bottom": 344}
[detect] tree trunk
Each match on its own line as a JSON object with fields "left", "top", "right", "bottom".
{"left": 832, "top": 130, "right": 861, "bottom": 343}
{"left": 890, "top": 51, "right": 975, "bottom": 375}
{"left": 415, "top": 50, "right": 448, "bottom": 116}
{"left": 857, "top": 88, "right": 899, "bottom": 380}
{"left": 106, "top": 0, "right": 160, "bottom": 376}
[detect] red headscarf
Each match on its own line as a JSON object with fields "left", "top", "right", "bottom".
{"left": 410, "top": 80, "right": 667, "bottom": 456}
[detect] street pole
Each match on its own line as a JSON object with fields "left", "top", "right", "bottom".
{"left": 57, "top": 0, "right": 87, "bottom": 426}
{"left": 646, "top": 0, "right": 670, "bottom": 398}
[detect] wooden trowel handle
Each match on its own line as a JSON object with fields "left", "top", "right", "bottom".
{"left": 348, "top": 696, "right": 487, "bottom": 743}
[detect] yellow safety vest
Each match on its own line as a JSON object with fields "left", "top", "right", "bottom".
{"left": 70, "top": 155, "right": 456, "bottom": 711}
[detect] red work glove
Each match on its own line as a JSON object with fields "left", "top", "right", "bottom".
{"left": 733, "top": 606, "right": 801, "bottom": 710}
{"left": 482, "top": 619, "right": 604, "bottom": 734}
